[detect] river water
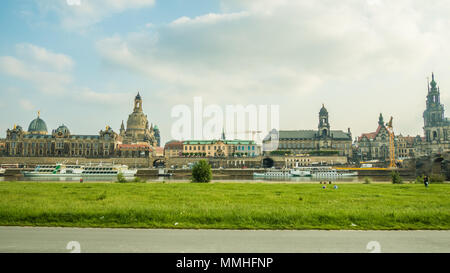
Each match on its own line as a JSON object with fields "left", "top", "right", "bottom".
{"left": 0, "top": 175, "right": 404, "bottom": 183}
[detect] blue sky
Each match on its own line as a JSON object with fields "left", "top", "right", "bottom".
{"left": 1, "top": 0, "right": 450, "bottom": 144}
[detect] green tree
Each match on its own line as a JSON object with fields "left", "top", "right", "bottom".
{"left": 191, "top": 159, "right": 212, "bottom": 183}
{"left": 117, "top": 172, "right": 127, "bottom": 183}
{"left": 391, "top": 171, "right": 403, "bottom": 184}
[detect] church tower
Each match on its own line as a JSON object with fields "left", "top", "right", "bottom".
{"left": 318, "top": 104, "right": 330, "bottom": 138}
{"left": 124, "top": 92, "right": 157, "bottom": 146}
{"left": 119, "top": 120, "right": 125, "bottom": 137}
{"left": 378, "top": 113, "right": 384, "bottom": 126}
{"left": 423, "top": 73, "right": 446, "bottom": 142}
{"left": 134, "top": 92, "right": 143, "bottom": 113}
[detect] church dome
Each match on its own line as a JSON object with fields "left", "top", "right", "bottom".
{"left": 28, "top": 114, "right": 48, "bottom": 135}
{"left": 55, "top": 124, "right": 70, "bottom": 135}
{"left": 319, "top": 104, "right": 328, "bottom": 115}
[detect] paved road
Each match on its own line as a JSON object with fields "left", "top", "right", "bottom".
{"left": 0, "top": 226, "right": 449, "bottom": 253}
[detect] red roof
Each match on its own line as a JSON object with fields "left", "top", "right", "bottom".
{"left": 165, "top": 141, "right": 183, "bottom": 148}
{"left": 358, "top": 125, "right": 384, "bottom": 141}
{"left": 118, "top": 143, "right": 151, "bottom": 150}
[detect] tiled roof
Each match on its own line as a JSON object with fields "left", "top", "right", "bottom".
{"left": 119, "top": 143, "right": 151, "bottom": 149}
{"left": 358, "top": 125, "right": 384, "bottom": 141}
{"left": 183, "top": 140, "right": 256, "bottom": 145}
{"left": 279, "top": 130, "right": 351, "bottom": 140}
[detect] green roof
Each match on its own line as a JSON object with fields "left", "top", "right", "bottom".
{"left": 278, "top": 130, "right": 351, "bottom": 140}
{"left": 28, "top": 117, "right": 48, "bottom": 133}
{"left": 183, "top": 139, "right": 256, "bottom": 145}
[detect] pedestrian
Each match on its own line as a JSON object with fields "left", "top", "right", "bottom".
{"left": 80, "top": 178, "right": 84, "bottom": 183}
{"left": 424, "top": 175, "right": 429, "bottom": 188}
{"left": 334, "top": 185, "right": 338, "bottom": 190}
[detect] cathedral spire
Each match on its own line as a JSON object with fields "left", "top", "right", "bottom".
{"left": 133, "top": 92, "right": 143, "bottom": 113}
{"left": 430, "top": 72, "right": 437, "bottom": 89}
{"left": 221, "top": 127, "right": 226, "bottom": 140}
{"left": 378, "top": 113, "right": 384, "bottom": 126}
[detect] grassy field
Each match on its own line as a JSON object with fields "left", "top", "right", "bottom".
{"left": 0, "top": 181, "right": 449, "bottom": 230}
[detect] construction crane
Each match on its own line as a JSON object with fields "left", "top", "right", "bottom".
{"left": 385, "top": 117, "right": 396, "bottom": 168}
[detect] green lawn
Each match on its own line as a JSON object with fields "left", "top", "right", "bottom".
{"left": 0, "top": 182, "right": 449, "bottom": 230}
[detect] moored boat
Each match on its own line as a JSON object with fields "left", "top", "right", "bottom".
{"left": 253, "top": 169, "right": 293, "bottom": 177}
{"left": 22, "top": 163, "right": 137, "bottom": 177}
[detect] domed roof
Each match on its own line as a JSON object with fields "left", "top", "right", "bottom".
{"left": 319, "top": 104, "right": 328, "bottom": 115}
{"left": 55, "top": 124, "right": 70, "bottom": 135}
{"left": 28, "top": 114, "right": 48, "bottom": 135}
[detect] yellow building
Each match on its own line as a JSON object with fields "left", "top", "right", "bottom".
{"left": 182, "top": 140, "right": 259, "bottom": 157}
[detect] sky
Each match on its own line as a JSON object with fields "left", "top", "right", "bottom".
{"left": 1, "top": 0, "right": 450, "bottom": 145}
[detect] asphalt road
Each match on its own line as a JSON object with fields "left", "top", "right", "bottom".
{"left": 0, "top": 226, "right": 449, "bottom": 253}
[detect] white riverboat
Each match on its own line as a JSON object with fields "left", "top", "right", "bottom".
{"left": 0, "top": 168, "right": 5, "bottom": 176}
{"left": 253, "top": 169, "right": 293, "bottom": 177}
{"left": 22, "top": 163, "right": 137, "bottom": 178}
{"left": 291, "top": 166, "right": 358, "bottom": 177}
{"left": 290, "top": 168, "right": 312, "bottom": 177}
{"left": 311, "top": 167, "right": 357, "bottom": 177}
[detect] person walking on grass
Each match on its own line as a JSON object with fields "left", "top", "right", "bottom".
{"left": 424, "top": 175, "right": 429, "bottom": 188}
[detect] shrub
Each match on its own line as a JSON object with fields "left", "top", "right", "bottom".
{"left": 363, "top": 177, "right": 372, "bottom": 184}
{"left": 429, "top": 174, "right": 445, "bottom": 183}
{"left": 391, "top": 171, "right": 403, "bottom": 184}
{"left": 116, "top": 172, "right": 127, "bottom": 183}
{"left": 191, "top": 159, "right": 212, "bottom": 183}
{"left": 415, "top": 175, "right": 424, "bottom": 184}
{"left": 132, "top": 177, "right": 145, "bottom": 183}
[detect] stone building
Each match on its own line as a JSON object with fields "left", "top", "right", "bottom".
{"left": 182, "top": 140, "right": 259, "bottom": 157}
{"left": 356, "top": 113, "right": 391, "bottom": 161}
{"left": 416, "top": 73, "right": 450, "bottom": 155}
{"left": 164, "top": 140, "right": 183, "bottom": 158}
{"left": 264, "top": 105, "right": 353, "bottom": 158}
{"left": 2, "top": 93, "right": 160, "bottom": 159}
{"left": 4, "top": 113, "right": 120, "bottom": 157}
{"left": 356, "top": 113, "right": 423, "bottom": 161}
{"left": 119, "top": 92, "right": 159, "bottom": 147}
{"left": 396, "top": 135, "right": 417, "bottom": 159}
{"left": 0, "top": 139, "right": 5, "bottom": 155}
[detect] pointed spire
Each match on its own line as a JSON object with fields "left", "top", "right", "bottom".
{"left": 221, "top": 127, "right": 226, "bottom": 140}
{"left": 378, "top": 113, "right": 384, "bottom": 126}
{"left": 430, "top": 72, "right": 437, "bottom": 89}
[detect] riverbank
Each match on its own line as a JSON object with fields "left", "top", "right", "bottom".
{"left": 0, "top": 182, "right": 448, "bottom": 230}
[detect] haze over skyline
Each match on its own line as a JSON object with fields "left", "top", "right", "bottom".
{"left": 1, "top": 0, "right": 450, "bottom": 144}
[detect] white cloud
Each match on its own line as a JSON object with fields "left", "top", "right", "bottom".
{"left": 37, "top": 0, "right": 155, "bottom": 30}
{"left": 16, "top": 43, "right": 74, "bottom": 71}
{"left": 95, "top": 0, "right": 450, "bottom": 138}
{"left": 19, "top": 99, "right": 35, "bottom": 111}
{"left": 0, "top": 43, "right": 130, "bottom": 107}
{"left": 0, "top": 55, "right": 72, "bottom": 94}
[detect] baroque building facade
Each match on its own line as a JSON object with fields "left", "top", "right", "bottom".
{"left": 3, "top": 93, "right": 159, "bottom": 158}
{"left": 263, "top": 105, "right": 353, "bottom": 158}
{"left": 356, "top": 113, "right": 423, "bottom": 161}
{"left": 120, "top": 92, "right": 160, "bottom": 147}
{"left": 416, "top": 73, "right": 450, "bottom": 156}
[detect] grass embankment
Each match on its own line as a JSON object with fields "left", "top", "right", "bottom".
{"left": 0, "top": 182, "right": 449, "bottom": 230}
